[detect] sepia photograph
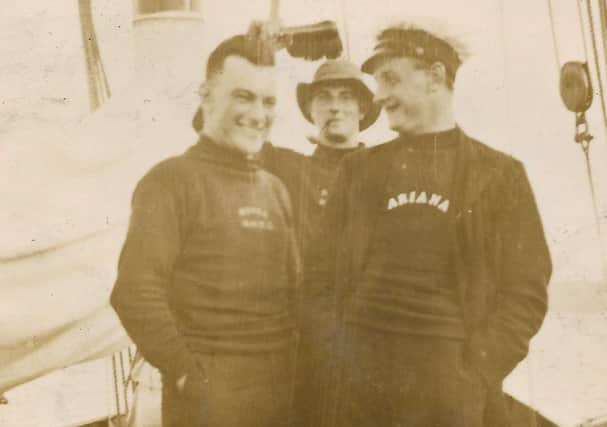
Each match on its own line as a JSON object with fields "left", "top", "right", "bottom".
{"left": 1, "top": 0, "right": 607, "bottom": 426}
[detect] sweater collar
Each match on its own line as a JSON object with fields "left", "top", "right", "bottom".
{"left": 190, "top": 134, "right": 260, "bottom": 171}
{"left": 311, "top": 139, "right": 365, "bottom": 166}
{"left": 398, "top": 127, "right": 459, "bottom": 151}
{"left": 374, "top": 126, "right": 498, "bottom": 216}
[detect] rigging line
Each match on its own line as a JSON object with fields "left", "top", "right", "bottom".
{"left": 583, "top": 0, "right": 607, "bottom": 286}
{"left": 587, "top": 0, "right": 607, "bottom": 140}
{"left": 111, "top": 354, "right": 125, "bottom": 427}
{"left": 598, "top": 0, "right": 607, "bottom": 52}
{"left": 573, "top": 0, "right": 607, "bottom": 288}
{"left": 595, "top": 0, "right": 607, "bottom": 148}
{"left": 339, "top": 0, "right": 351, "bottom": 60}
{"left": 582, "top": 144, "right": 602, "bottom": 239}
{"left": 581, "top": 142, "right": 607, "bottom": 285}
{"left": 546, "top": 0, "right": 562, "bottom": 73}
{"left": 578, "top": 0, "right": 591, "bottom": 61}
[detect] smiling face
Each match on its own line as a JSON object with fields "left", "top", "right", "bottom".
{"left": 200, "top": 55, "right": 277, "bottom": 155}
{"left": 309, "top": 83, "right": 364, "bottom": 148}
{"left": 372, "top": 56, "right": 436, "bottom": 136}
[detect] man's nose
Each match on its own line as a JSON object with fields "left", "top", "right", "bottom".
{"left": 328, "top": 98, "right": 343, "bottom": 113}
{"left": 248, "top": 100, "right": 266, "bottom": 122}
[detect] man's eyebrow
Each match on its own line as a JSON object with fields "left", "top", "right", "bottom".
{"left": 231, "top": 88, "right": 255, "bottom": 97}
{"left": 379, "top": 70, "right": 396, "bottom": 79}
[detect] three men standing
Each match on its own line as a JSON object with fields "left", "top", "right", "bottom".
{"left": 111, "top": 19, "right": 551, "bottom": 427}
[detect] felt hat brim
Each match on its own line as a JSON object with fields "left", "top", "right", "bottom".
{"left": 296, "top": 78, "right": 380, "bottom": 131}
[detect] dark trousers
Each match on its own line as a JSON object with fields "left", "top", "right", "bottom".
{"left": 292, "top": 294, "right": 338, "bottom": 427}
{"left": 334, "top": 326, "right": 487, "bottom": 427}
{"left": 162, "top": 349, "right": 294, "bottom": 427}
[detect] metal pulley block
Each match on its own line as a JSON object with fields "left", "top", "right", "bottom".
{"left": 560, "top": 61, "right": 593, "bottom": 113}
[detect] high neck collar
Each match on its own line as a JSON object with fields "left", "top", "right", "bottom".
{"left": 191, "top": 134, "right": 260, "bottom": 171}
{"left": 399, "top": 127, "right": 459, "bottom": 151}
{"left": 312, "top": 142, "right": 364, "bottom": 166}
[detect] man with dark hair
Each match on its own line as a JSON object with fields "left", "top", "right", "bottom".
{"left": 110, "top": 34, "right": 298, "bottom": 427}
{"left": 320, "top": 21, "right": 552, "bottom": 427}
{"left": 192, "top": 58, "right": 379, "bottom": 426}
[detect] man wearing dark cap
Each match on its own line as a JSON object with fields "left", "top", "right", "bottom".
{"left": 258, "top": 58, "right": 380, "bottom": 427}
{"left": 320, "top": 21, "right": 551, "bottom": 427}
{"left": 110, "top": 34, "right": 298, "bottom": 427}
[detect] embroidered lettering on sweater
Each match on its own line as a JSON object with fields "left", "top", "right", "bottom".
{"left": 239, "top": 206, "right": 275, "bottom": 230}
{"left": 386, "top": 191, "right": 450, "bottom": 213}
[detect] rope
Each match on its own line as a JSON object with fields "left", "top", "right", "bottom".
{"left": 339, "top": 0, "right": 351, "bottom": 60}
{"left": 586, "top": 0, "right": 607, "bottom": 138}
{"left": 581, "top": 143, "right": 601, "bottom": 236}
{"left": 547, "top": 0, "right": 562, "bottom": 73}
{"left": 598, "top": 0, "right": 607, "bottom": 56}
{"left": 581, "top": 141, "right": 607, "bottom": 283}
{"left": 127, "top": 347, "right": 134, "bottom": 366}
{"left": 126, "top": 348, "right": 139, "bottom": 395}
{"left": 111, "top": 354, "right": 125, "bottom": 427}
{"left": 583, "top": 0, "right": 607, "bottom": 286}
{"left": 578, "top": 0, "right": 592, "bottom": 61}
{"left": 77, "top": 0, "right": 111, "bottom": 111}
{"left": 119, "top": 351, "right": 130, "bottom": 415}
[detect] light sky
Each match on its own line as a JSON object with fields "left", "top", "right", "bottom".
{"left": 1, "top": 0, "right": 607, "bottom": 285}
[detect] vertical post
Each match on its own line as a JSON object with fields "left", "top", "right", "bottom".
{"left": 270, "top": 0, "right": 280, "bottom": 24}
{"left": 598, "top": 0, "right": 607, "bottom": 54}
{"left": 338, "top": 0, "right": 350, "bottom": 59}
{"left": 78, "top": 0, "right": 111, "bottom": 111}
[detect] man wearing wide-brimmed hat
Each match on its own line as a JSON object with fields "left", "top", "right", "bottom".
{"left": 259, "top": 58, "right": 380, "bottom": 427}
{"left": 261, "top": 58, "right": 379, "bottom": 253}
{"left": 296, "top": 59, "right": 379, "bottom": 149}
{"left": 319, "top": 20, "right": 551, "bottom": 427}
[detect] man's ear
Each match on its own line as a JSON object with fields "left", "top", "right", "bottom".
{"left": 428, "top": 62, "right": 448, "bottom": 90}
{"left": 199, "top": 83, "right": 212, "bottom": 105}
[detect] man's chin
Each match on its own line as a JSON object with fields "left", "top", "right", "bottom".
{"left": 388, "top": 120, "right": 407, "bottom": 134}
{"left": 325, "top": 132, "right": 348, "bottom": 144}
{"left": 233, "top": 136, "right": 264, "bottom": 155}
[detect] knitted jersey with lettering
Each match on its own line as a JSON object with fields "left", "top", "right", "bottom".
{"left": 346, "top": 128, "right": 465, "bottom": 339}
{"left": 111, "top": 136, "right": 297, "bottom": 381}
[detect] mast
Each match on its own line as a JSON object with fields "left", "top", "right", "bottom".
{"left": 78, "top": 0, "right": 111, "bottom": 111}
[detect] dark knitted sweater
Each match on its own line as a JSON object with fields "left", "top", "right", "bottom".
{"left": 111, "top": 136, "right": 297, "bottom": 381}
{"left": 346, "top": 128, "right": 465, "bottom": 338}
{"left": 259, "top": 142, "right": 361, "bottom": 271}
